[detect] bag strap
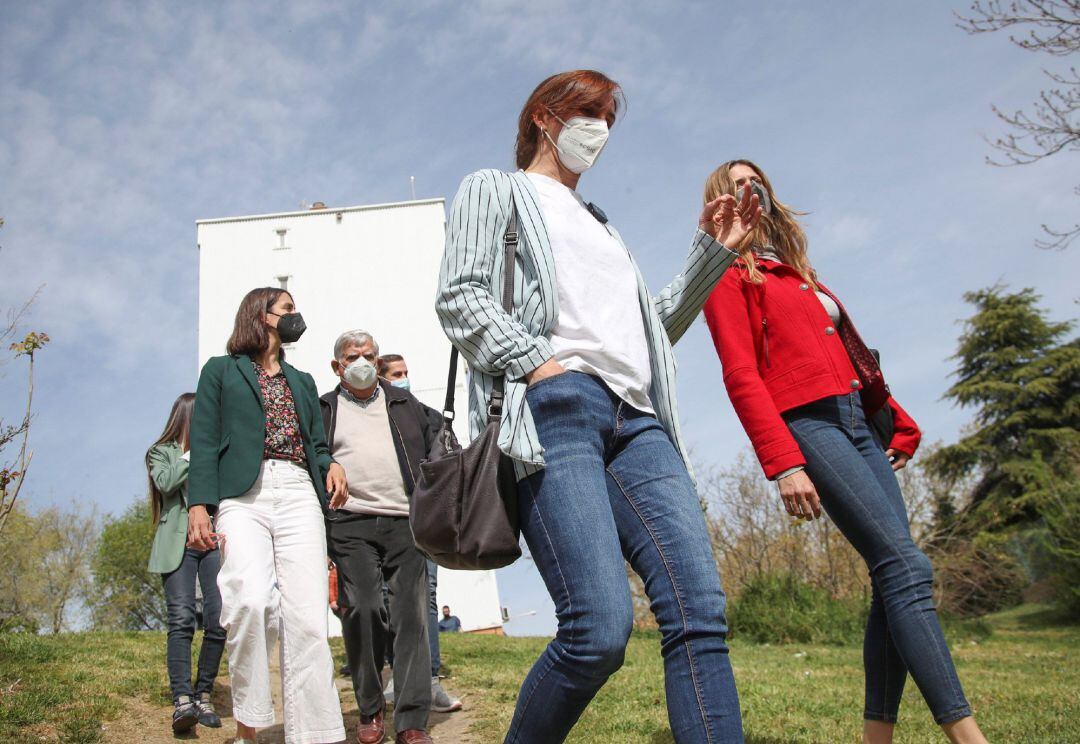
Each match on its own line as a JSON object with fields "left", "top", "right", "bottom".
{"left": 442, "top": 194, "right": 520, "bottom": 424}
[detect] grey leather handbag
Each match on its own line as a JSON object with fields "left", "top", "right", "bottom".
{"left": 409, "top": 199, "right": 522, "bottom": 570}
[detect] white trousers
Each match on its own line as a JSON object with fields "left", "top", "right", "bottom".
{"left": 216, "top": 459, "right": 345, "bottom": 744}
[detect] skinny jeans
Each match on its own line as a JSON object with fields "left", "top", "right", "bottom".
{"left": 505, "top": 372, "right": 743, "bottom": 743}
{"left": 784, "top": 392, "right": 971, "bottom": 724}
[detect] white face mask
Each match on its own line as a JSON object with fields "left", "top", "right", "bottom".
{"left": 543, "top": 113, "right": 609, "bottom": 174}
{"left": 342, "top": 358, "right": 377, "bottom": 389}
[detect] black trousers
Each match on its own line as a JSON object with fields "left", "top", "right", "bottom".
{"left": 161, "top": 548, "right": 226, "bottom": 701}
{"left": 327, "top": 513, "right": 431, "bottom": 732}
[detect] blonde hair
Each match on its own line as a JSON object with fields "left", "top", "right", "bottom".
{"left": 703, "top": 159, "right": 815, "bottom": 287}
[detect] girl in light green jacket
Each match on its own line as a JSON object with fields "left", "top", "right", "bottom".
{"left": 147, "top": 393, "right": 224, "bottom": 735}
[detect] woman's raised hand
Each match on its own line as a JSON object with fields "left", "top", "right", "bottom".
{"left": 699, "top": 183, "right": 762, "bottom": 250}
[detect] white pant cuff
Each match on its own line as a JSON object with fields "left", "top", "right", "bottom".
{"left": 233, "top": 707, "right": 276, "bottom": 727}
{"left": 293, "top": 725, "right": 347, "bottom": 744}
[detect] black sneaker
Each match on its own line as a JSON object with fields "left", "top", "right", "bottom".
{"left": 172, "top": 695, "right": 198, "bottom": 733}
{"left": 195, "top": 692, "right": 222, "bottom": 728}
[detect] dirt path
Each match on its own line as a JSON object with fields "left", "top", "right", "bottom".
{"left": 101, "top": 653, "right": 479, "bottom": 744}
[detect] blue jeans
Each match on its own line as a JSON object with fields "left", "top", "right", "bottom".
{"left": 506, "top": 372, "right": 743, "bottom": 744}
{"left": 784, "top": 393, "right": 972, "bottom": 725}
{"left": 162, "top": 547, "right": 226, "bottom": 701}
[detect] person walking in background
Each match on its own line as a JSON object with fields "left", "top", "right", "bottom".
{"left": 147, "top": 392, "right": 225, "bottom": 734}
{"left": 320, "top": 330, "right": 439, "bottom": 744}
{"left": 436, "top": 69, "right": 760, "bottom": 743}
{"left": 701, "top": 160, "right": 989, "bottom": 744}
{"left": 437, "top": 607, "right": 461, "bottom": 634}
{"left": 186, "top": 287, "right": 348, "bottom": 744}
{"left": 378, "top": 353, "right": 412, "bottom": 391}
{"left": 377, "top": 352, "right": 463, "bottom": 714}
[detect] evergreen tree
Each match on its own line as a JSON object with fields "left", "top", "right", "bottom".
{"left": 928, "top": 285, "right": 1079, "bottom": 527}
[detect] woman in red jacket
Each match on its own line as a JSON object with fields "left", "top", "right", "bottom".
{"left": 702, "top": 160, "right": 988, "bottom": 744}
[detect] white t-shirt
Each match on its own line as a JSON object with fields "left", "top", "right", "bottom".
{"left": 526, "top": 172, "right": 653, "bottom": 413}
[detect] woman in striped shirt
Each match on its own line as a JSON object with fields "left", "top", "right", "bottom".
{"left": 436, "top": 70, "right": 760, "bottom": 744}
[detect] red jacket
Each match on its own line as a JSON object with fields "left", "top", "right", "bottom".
{"left": 703, "top": 258, "right": 921, "bottom": 479}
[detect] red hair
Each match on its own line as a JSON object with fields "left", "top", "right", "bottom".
{"left": 515, "top": 70, "right": 623, "bottom": 170}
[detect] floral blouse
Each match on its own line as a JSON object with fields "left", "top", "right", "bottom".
{"left": 252, "top": 360, "right": 306, "bottom": 463}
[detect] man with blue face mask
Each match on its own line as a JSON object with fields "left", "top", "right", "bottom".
{"left": 319, "top": 330, "right": 441, "bottom": 744}
{"left": 377, "top": 354, "right": 412, "bottom": 391}
{"left": 376, "top": 353, "right": 463, "bottom": 716}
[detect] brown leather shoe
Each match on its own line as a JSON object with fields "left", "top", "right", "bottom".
{"left": 394, "top": 730, "right": 432, "bottom": 744}
{"left": 357, "top": 709, "right": 386, "bottom": 744}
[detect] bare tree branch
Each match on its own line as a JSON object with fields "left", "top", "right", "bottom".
{"left": 957, "top": 1, "right": 1080, "bottom": 248}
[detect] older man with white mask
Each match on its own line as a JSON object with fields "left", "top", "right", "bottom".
{"left": 320, "top": 330, "right": 437, "bottom": 744}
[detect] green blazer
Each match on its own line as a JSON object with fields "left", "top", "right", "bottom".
{"left": 147, "top": 441, "right": 191, "bottom": 574}
{"left": 189, "top": 354, "right": 334, "bottom": 509}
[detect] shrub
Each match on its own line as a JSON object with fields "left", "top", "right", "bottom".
{"left": 727, "top": 572, "right": 867, "bottom": 645}
{"left": 930, "top": 532, "right": 1027, "bottom": 617}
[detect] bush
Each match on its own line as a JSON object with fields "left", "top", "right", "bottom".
{"left": 727, "top": 572, "right": 867, "bottom": 645}
{"left": 1041, "top": 478, "right": 1080, "bottom": 619}
{"left": 930, "top": 532, "right": 1027, "bottom": 617}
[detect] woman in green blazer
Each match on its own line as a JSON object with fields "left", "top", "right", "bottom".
{"left": 146, "top": 393, "right": 225, "bottom": 734}
{"left": 187, "top": 287, "right": 348, "bottom": 744}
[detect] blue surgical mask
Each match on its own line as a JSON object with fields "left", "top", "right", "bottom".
{"left": 390, "top": 378, "right": 411, "bottom": 392}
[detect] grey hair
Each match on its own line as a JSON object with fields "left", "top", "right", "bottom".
{"left": 333, "top": 329, "right": 379, "bottom": 360}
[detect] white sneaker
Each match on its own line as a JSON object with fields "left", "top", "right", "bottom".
{"left": 430, "top": 677, "right": 462, "bottom": 713}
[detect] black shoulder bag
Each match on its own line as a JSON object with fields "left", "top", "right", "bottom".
{"left": 867, "top": 348, "right": 895, "bottom": 449}
{"left": 409, "top": 199, "right": 522, "bottom": 570}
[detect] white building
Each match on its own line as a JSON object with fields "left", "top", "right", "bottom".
{"left": 196, "top": 198, "right": 504, "bottom": 634}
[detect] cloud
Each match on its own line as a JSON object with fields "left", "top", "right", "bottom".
{"left": 809, "top": 213, "right": 880, "bottom": 260}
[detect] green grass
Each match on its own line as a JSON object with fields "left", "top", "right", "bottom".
{"left": 440, "top": 604, "right": 1079, "bottom": 743}
{"left": 0, "top": 605, "right": 1076, "bottom": 743}
{"left": 0, "top": 630, "right": 171, "bottom": 743}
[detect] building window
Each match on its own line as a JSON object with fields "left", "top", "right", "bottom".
{"left": 277, "top": 275, "right": 290, "bottom": 291}
{"left": 274, "top": 228, "right": 289, "bottom": 250}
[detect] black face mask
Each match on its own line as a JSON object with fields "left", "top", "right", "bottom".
{"left": 270, "top": 312, "right": 307, "bottom": 343}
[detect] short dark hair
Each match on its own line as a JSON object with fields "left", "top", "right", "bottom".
{"left": 378, "top": 353, "right": 404, "bottom": 375}
{"left": 226, "top": 287, "right": 290, "bottom": 357}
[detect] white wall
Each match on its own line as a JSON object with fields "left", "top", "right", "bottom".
{"left": 196, "top": 199, "right": 502, "bottom": 633}
{"left": 197, "top": 199, "right": 461, "bottom": 414}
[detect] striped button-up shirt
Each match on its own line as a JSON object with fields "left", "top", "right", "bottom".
{"left": 435, "top": 169, "right": 738, "bottom": 483}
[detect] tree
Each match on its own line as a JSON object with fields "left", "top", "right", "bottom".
{"left": 38, "top": 505, "right": 100, "bottom": 633}
{"left": 927, "top": 285, "right": 1079, "bottom": 615}
{"left": 90, "top": 499, "right": 166, "bottom": 630}
{"left": 0, "top": 504, "right": 53, "bottom": 633}
{"left": 699, "top": 449, "right": 945, "bottom": 603}
{"left": 927, "top": 286, "right": 1079, "bottom": 525}
{"left": 702, "top": 444, "right": 1028, "bottom": 617}
{"left": 0, "top": 300, "right": 49, "bottom": 537}
{"left": 0, "top": 502, "right": 99, "bottom": 633}
{"left": 957, "top": 1, "right": 1080, "bottom": 248}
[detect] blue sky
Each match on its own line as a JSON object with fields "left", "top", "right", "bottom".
{"left": 1, "top": 1, "right": 1077, "bottom": 637}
